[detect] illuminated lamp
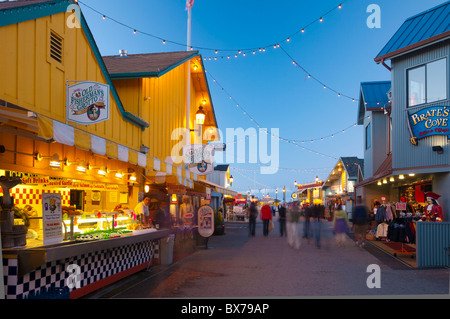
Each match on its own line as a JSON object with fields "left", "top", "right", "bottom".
{"left": 377, "top": 180, "right": 382, "bottom": 186}
{"left": 171, "top": 194, "right": 177, "bottom": 203}
{"left": 383, "top": 178, "right": 387, "bottom": 184}
{"left": 144, "top": 185, "right": 150, "bottom": 193}
{"left": 97, "top": 167, "right": 107, "bottom": 176}
{"left": 195, "top": 106, "right": 206, "bottom": 125}
{"left": 399, "top": 175, "right": 404, "bottom": 179}
{"left": 390, "top": 176, "right": 395, "bottom": 182}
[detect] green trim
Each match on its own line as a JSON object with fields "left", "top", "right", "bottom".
{"left": 109, "top": 51, "right": 200, "bottom": 79}
{"left": 0, "top": 0, "right": 73, "bottom": 28}
{"left": 78, "top": 11, "right": 149, "bottom": 130}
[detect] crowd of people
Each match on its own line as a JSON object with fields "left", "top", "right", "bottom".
{"left": 246, "top": 201, "right": 369, "bottom": 249}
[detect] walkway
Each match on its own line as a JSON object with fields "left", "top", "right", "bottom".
{"left": 85, "top": 219, "right": 449, "bottom": 298}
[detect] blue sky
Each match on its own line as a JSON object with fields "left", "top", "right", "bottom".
{"left": 79, "top": 0, "right": 446, "bottom": 198}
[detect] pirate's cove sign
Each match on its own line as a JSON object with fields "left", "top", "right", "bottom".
{"left": 67, "top": 81, "right": 110, "bottom": 124}
{"left": 407, "top": 106, "right": 449, "bottom": 144}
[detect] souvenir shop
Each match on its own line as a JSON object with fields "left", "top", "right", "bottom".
{"left": 362, "top": 175, "right": 445, "bottom": 266}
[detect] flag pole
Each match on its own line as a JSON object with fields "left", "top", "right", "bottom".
{"left": 186, "top": 3, "right": 192, "bottom": 148}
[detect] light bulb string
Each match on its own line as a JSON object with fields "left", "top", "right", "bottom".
{"left": 77, "top": 0, "right": 347, "bottom": 53}
{"left": 206, "top": 68, "right": 377, "bottom": 159}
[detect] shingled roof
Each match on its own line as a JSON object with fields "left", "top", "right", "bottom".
{"left": 102, "top": 51, "right": 200, "bottom": 79}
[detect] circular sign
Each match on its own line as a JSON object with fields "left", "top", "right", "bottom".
{"left": 197, "top": 205, "right": 214, "bottom": 238}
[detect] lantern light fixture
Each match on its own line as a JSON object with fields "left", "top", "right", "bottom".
{"left": 195, "top": 106, "right": 206, "bottom": 125}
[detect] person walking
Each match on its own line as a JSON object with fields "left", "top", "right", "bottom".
{"left": 278, "top": 204, "right": 287, "bottom": 237}
{"left": 286, "top": 203, "right": 301, "bottom": 249}
{"left": 353, "top": 199, "right": 369, "bottom": 248}
{"left": 332, "top": 204, "right": 351, "bottom": 247}
{"left": 302, "top": 204, "right": 312, "bottom": 239}
{"left": 312, "top": 204, "right": 323, "bottom": 248}
{"left": 247, "top": 202, "right": 258, "bottom": 237}
{"left": 260, "top": 204, "right": 272, "bottom": 236}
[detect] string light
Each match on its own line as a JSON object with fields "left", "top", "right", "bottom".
{"left": 206, "top": 69, "right": 384, "bottom": 148}
{"left": 77, "top": 0, "right": 348, "bottom": 56}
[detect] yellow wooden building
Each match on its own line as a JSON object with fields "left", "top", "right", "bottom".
{"left": 0, "top": 0, "right": 239, "bottom": 300}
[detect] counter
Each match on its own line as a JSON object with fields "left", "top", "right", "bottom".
{"left": 2, "top": 228, "right": 170, "bottom": 299}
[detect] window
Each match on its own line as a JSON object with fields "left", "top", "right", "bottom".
{"left": 365, "top": 123, "right": 371, "bottom": 150}
{"left": 408, "top": 58, "right": 447, "bottom": 107}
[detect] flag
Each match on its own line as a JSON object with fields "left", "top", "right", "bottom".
{"left": 186, "top": 0, "right": 194, "bottom": 10}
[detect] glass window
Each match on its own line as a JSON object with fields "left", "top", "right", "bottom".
{"left": 408, "top": 66, "right": 425, "bottom": 107}
{"left": 408, "top": 58, "right": 447, "bottom": 107}
{"left": 427, "top": 58, "right": 447, "bottom": 103}
{"left": 365, "top": 123, "right": 371, "bottom": 150}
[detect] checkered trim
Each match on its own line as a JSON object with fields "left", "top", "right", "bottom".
{"left": 3, "top": 240, "right": 158, "bottom": 299}
{"left": 0, "top": 186, "right": 70, "bottom": 206}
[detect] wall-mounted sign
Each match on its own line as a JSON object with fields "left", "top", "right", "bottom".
{"left": 182, "top": 144, "right": 215, "bottom": 175}
{"left": 67, "top": 81, "right": 110, "bottom": 124}
{"left": 42, "top": 192, "right": 62, "bottom": 244}
{"left": 197, "top": 205, "right": 214, "bottom": 238}
{"left": 408, "top": 106, "right": 449, "bottom": 142}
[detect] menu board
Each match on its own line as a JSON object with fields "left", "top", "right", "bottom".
{"left": 197, "top": 205, "right": 214, "bottom": 238}
{"left": 42, "top": 193, "right": 63, "bottom": 244}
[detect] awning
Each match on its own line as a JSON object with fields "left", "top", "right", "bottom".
{"left": 37, "top": 115, "right": 197, "bottom": 187}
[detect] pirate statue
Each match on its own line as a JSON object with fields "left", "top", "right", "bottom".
{"left": 421, "top": 192, "right": 443, "bottom": 222}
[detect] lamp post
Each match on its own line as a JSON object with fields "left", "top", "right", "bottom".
{"left": 283, "top": 186, "right": 286, "bottom": 203}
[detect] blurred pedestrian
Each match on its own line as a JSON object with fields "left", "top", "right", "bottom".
{"left": 303, "top": 204, "right": 312, "bottom": 239}
{"left": 312, "top": 204, "right": 323, "bottom": 248}
{"left": 260, "top": 204, "right": 272, "bottom": 236}
{"left": 286, "top": 203, "right": 300, "bottom": 249}
{"left": 332, "top": 204, "right": 351, "bottom": 247}
{"left": 248, "top": 202, "right": 258, "bottom": 237}
{"left": 353, "top": 198, "right": 369, "bottom": 248}
{"left": 278, "top": 203, "right": 287, "bottom": 237}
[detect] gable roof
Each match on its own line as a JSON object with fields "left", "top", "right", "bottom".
{"left": 102, "top": 51, "right": 200, "bottom": 79}
{"left": 375, "top": 1, "right": 450, "bottom": 62}
{"left": 341, "top": 156, "right": 364, "bottom": 180}
{"left": 357, "top": 81, "right": 391, "bottom": 125}
{"left": 103, "top": 50, "right": 219, "bottom": 129}
{"left": 0, "top": 0, "right": 149, "bottom": 130}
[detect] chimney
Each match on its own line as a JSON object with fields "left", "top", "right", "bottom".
{"left": 119, "top": 49, "right": 128, "bottom": 57}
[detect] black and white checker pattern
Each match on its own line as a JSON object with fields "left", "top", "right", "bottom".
{"left": 2, "top": 240, "right": 158, "bottom": 299}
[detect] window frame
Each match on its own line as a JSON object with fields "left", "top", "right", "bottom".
{"left": 407, "top": 57, "right": 447, "bottom": 108}
{"left": 365, "top": 123, "right": 371, "bottom": 150}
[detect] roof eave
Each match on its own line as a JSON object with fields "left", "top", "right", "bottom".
{"left": 375, "top": 31, "right": 450, "bottom": 63}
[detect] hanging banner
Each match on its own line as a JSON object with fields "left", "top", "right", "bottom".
{"left": 42, "top": 192, "right": 63, "bottom": 244}
{"left": 408, "top": 106, "right": 449, "bottom": 141}
{"left": 67, "top": 81, "right": 110, "bottom": 124}
{"left": 197, "top": 205, "right": 214, "bottom": 238}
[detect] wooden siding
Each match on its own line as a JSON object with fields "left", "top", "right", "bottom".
{"left": 0, "top": 11, "right": 141, "bottom": 150}
{"left": 391, "top": 40, "right": 450, "bottom": 171}
{"left": 113, "top": 60, "right": 216, "bottom": 162}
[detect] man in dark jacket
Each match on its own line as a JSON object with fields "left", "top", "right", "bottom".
{"left": 353, "top": 198, "right": 369, "bottom": 247}
{"left": 278, "top": 204, "right": 287, "bottom": 237}
{"left": 248, "top": 202, "right": 258, "bottom": 237}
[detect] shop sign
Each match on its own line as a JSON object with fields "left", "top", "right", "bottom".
{"left": 396, "top": 202, "right": 407, "bottom": 211}
{"left": 182, "top": 144, "right": 215, "bottom": 175}
{"left": 42, "top": 192, "right": 63, "bottom": 244}
{"left": 197, "top": 205, "right": 214, "bottom": 238}
{"left": 167, "top": 185, "right": 186, "bottom": 195}
{"left": 67, "top": 81, "right": 110, "bottom": 125}
{"left": 408, "top": 106, "right": 449, "bottom": 142}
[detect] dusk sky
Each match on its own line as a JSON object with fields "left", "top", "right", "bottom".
{"left": 78, "top": 0, "right": 446, "bottom": 198}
